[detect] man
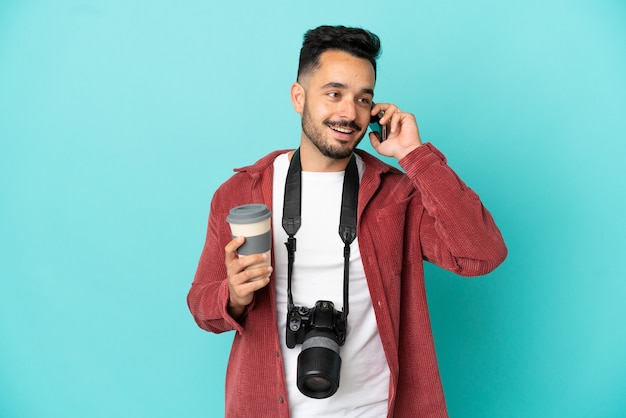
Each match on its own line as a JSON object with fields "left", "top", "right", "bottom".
{"left": 188, "top": 25, "right": 507, "bottom": 417}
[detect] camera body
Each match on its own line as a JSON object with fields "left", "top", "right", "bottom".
{"left": 286, "top": 300, "right": 346, "bottom": 349}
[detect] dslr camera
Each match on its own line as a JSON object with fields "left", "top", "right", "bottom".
{"left": 286, "top": 300, "right": 347, "bottom": 399}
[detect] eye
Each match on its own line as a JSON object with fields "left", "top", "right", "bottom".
{"left": 327, "top": 92, "right": 340, "bottom": 99}
{"left": 358, "top": 97, "right": 372, "bottom": 106}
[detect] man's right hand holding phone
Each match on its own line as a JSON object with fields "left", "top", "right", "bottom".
{"left": 369, "top": 102, "right": 422, "bottom": 161}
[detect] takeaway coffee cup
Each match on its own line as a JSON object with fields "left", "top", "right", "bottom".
{"left": 226, "top": 204, "right": 272, "bottom": 272}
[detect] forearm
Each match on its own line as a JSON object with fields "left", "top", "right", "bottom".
{"left": 187, "top": 213, "right": 247, "bottom": 334}
{"left": 400, "top": 143, "right": 507, "bottom": 275}
{"left": 187, "top": 278, "right": 238, "bottom": 333}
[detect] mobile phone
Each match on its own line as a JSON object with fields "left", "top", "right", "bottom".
{"left": 369, "top": 113, "right": 389, "bottom": 142}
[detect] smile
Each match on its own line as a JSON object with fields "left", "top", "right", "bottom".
{"left": 329, "top": 125, "right": 354, "bottom": 134}
{"left": 325, "top": 120, "right": 362, "bottom": 137}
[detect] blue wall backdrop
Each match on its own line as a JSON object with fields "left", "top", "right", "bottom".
{"left": 1, "top": 0, "right": 625, "bottom": 417}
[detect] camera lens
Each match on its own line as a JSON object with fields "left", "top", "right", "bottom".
{"left": 302, "top": 375, "right": 332, "bottom": 393}
{"left": 296, "top": 334, "right": 342, "bottom": 399}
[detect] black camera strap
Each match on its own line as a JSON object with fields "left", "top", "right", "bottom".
{"left": 282, "top": 149, "right": 359, "bottom": 321}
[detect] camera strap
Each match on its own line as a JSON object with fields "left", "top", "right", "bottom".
{"left": 282, "top": 149, "right": 359, "bottom": 321}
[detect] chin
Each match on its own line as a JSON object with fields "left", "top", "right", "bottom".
{"left": 320, "top": 141, "right": 361, "bottom": 160}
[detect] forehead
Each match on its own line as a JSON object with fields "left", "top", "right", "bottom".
{"left": 309, "top": 50, "right": 376, "bottom": 90}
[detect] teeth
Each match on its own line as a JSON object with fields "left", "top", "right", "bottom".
{"left": 331, "top": 126, "right": 352, "bottom": 134}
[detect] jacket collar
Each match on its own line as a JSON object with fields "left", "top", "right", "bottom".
{"left": 233, "top": 148, "right": 399, "bottom": 178}
{"left": 233, "top": 148, "right": 401, "bottom": 218}
{"left": 233, "top": 149, "right": 291, "bottom": 177}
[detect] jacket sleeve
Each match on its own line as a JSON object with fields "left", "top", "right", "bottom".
{"left": 186, "top": 183, "right": 251, "bottom": 334}
{"left": 399, "top": 143, "right": 507, "bottom": 276}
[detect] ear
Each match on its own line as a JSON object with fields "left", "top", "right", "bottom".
{"left": 290, "top": 82, "right": 305, "bottom": 114}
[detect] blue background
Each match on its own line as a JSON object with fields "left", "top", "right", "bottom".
{"left": 1, "top": 1, "right": 625, "bottom": 417}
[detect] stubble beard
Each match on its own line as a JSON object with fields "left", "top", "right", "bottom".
{"left": 301, "top": 101, "right": 365, "bottom": 160}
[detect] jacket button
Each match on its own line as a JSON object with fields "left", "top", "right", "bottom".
{"left": 278, "top": 396, "right": 284, "bottom": 403}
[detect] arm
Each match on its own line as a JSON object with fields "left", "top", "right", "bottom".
{"left": 187, "top": 186, "right": 272, "bottom": 333}
{"left": 369, "top": 104, "right": 507, "bottom": 275}
{"left": 401, "top": 143, "right": 507, "bottom": 275}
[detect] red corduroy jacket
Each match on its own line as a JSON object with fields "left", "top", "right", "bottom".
{"left": 188, "top": 143, "right": 507, "bottom": 417}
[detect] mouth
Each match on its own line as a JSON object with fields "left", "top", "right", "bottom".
{"left": 325, "top": 121, "right": 362, "bottom": 139}
{"left": 329, "top": 125, "right": 354, "bottom": 134}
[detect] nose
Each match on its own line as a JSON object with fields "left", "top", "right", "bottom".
{"left": 337, "top": 98, "right": 357, "bottom": 121}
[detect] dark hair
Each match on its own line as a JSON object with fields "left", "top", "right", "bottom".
{"left": 297, "top": 25, "right": 381, "bottom": 81}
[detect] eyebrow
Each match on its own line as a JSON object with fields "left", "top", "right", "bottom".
{"left": 321, "top": 82, "right": 374, "bottom": 96}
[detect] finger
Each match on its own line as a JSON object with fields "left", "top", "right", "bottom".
{"left": 371, "top": 102, "right": 397, "bottom": 117}
{"left": 230, "top": 265, "right": 272, "bottom": 297}
{"left": 369, "top": 131, "right": 382, "bottom": 148}
{"left": 230, "top": 274, "right": 271, "bottom": 302}
{"left": 228, "top": 264, "right": 269, "bottom": 291}
{"left": 240, "top": 275, "right": 271, "bottom": 292}
{"left": 238, "top": 252, "right": 269, "bottom": 270}
{"left": 229, "top": 255, "right": 272, "bottom": 284}
{"left": 378, "top": 105, "right": 401, "bottom": 125}
{"left": 243, "top": 264, "right": 273, "bottom": 283}
{"left": 389, "top": 111, "right": 404, "bottom": 134}
{"left": 225, "top": 236, "right": 245, "bottom": 260}
{"left": 242, "top": 256, "right": 272, "bottom": 280}
{"left": 389, "top": 109, "right": 414, "bottom": 135}
{"left": 371, "top": 102, "right": 385, "bottom": 117}
{"left": 226, "top": 254, "right": 259, "bottom": 276}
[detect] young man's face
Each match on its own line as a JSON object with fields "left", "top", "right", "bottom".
{"left": 296, "top": 50, "right": 376, "bottom": 160}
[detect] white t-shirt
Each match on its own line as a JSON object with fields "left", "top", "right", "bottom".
{"left": 273, "top": 153, "right": 390, "bottom": 417}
